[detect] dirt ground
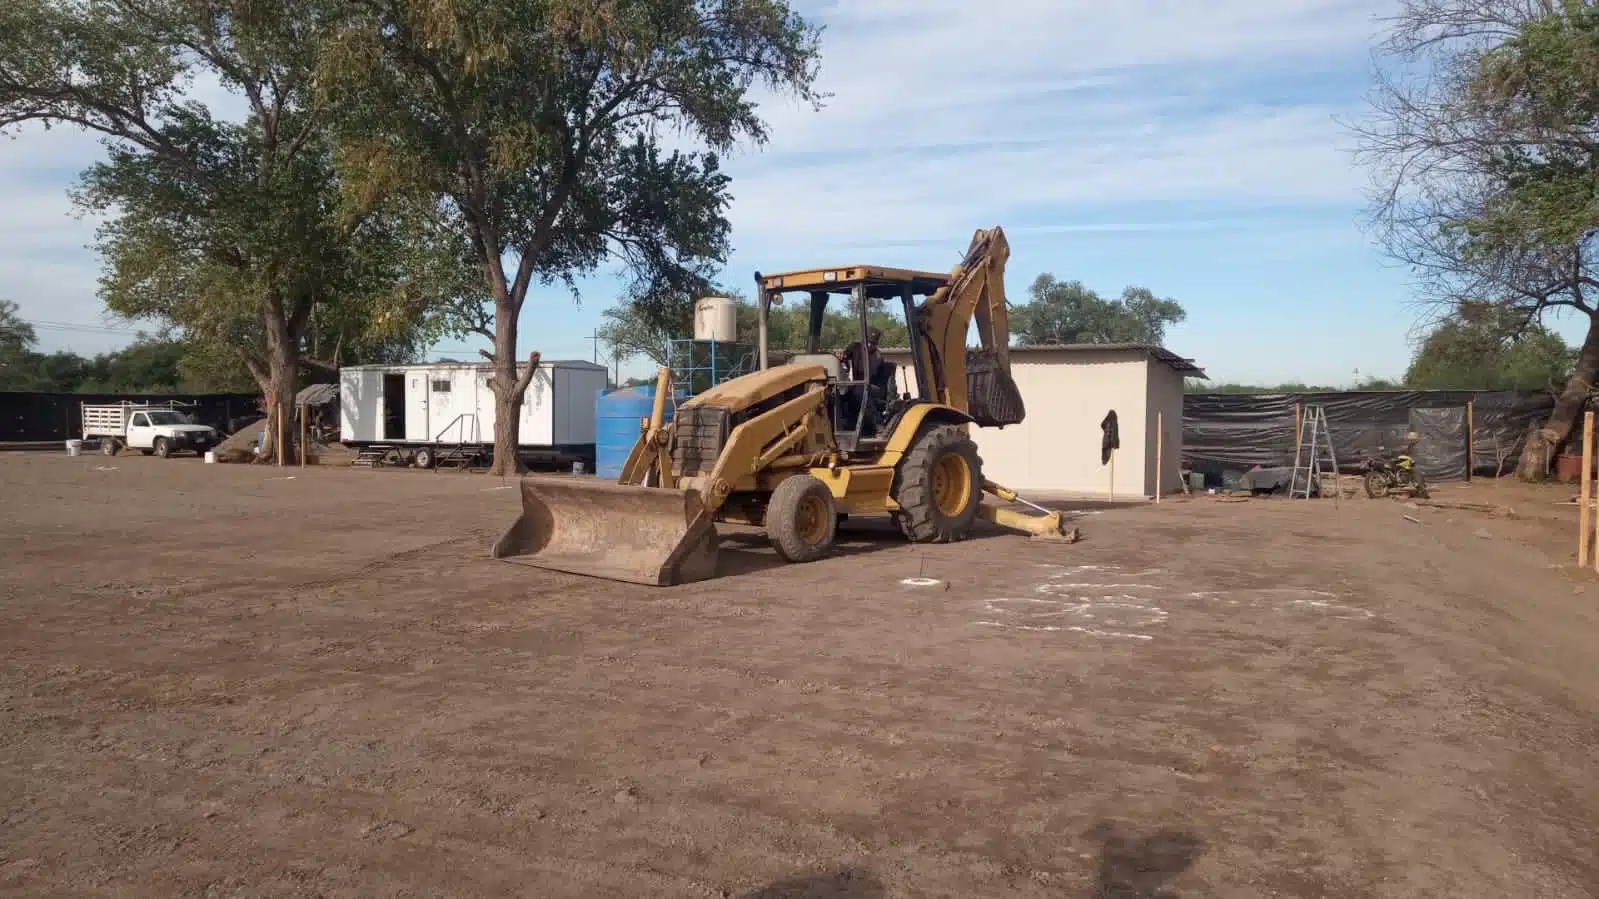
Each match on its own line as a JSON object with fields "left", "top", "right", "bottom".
{"left": 2, "top": 455, "right": 1598, "bottom": 898}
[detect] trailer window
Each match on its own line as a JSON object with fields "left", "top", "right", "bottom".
{"left": 431, "top": 379, "right": 451, "bottom": 392}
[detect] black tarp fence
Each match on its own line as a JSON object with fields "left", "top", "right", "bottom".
{"left": 1183, "top": 390, "right": 1555, "bottom": 485}
{"left": 0, "top": 392, "right": 261, "bottom": 443}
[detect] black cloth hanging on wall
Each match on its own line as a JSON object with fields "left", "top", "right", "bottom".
{"left": 1100, "top": 410, "right": 1119, "bottom": 465}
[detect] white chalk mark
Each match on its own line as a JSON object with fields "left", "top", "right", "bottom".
{"left": 265, "top": 476, "right": 297, "bottom": 481}
{"left": 93, "top": 466, "right": 119, "bottom": 471}
{"left": 900, "top": 577, "right": 943, "bottom": 587}
{"left": 483, "top": 485, "right": 515, "bottom": 492}
{"left": 976, "top": 621, "right": 1154, "bottom": 640}
{"left": 1283, "top": 599, "right": 1375, "bottom": 620}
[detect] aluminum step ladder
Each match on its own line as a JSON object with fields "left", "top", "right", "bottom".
{"left": 1289, "top": 404, "right": 1339, "bottom": 502}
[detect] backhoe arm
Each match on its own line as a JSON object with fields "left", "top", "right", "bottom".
{"left": 913, "top": 227, "right": 1019, "bottom": 422}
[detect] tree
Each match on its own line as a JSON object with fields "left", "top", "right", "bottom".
{"left": 0, "top": 299, "right": 35, "bottom": 356}
{"left": 0, "top": 299, "right": 40, "bottom": 388}
{"left": 1405, "top": 300, "right": 1575, "bottom": 390}
{"left": 1356, "top": 0, "right": 1599, "bottom": 478}
{"left": 326, "top": 0, "right": 822, "bottom": 474}
{"left": 1010, "top": 275, "right": 1186, "bottom": 346}
{"left": 0, "top": 0, "right": 445, "bottom": 460}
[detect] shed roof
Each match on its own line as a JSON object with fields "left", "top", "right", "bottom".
{"left": 880, "top": 343, "right": 1206, "bottom": 378}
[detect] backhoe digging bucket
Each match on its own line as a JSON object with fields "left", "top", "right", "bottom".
{"left": 491, "top": 476, "right": 720, "bottom": 586}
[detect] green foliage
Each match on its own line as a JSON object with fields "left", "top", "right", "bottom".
{"left": 0, "top": 0, "right": 447, "bottom": 414}
{"left": 599, "top": 286, "right": 910, "bottom": 370}
{"left": 1011, "top": 275, "right": 1186, "bottom": 347}
{"left": 324, "top": 1, "right": 820, "bottom": 338}
{"left": 735, "top": 296, "right": 908, "bottom": 355}
{"left": 0, "top": 336, "right": 254, "bottom": 393}
{"left": 1405, "top": 301, "right": 1575, "bottom": 391}
{"left": 0, "top": 300, "right": 35, "bottom": 354}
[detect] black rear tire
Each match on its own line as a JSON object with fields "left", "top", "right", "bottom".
{"left": 101, "top": 439, "right": 119, "bottom": 457}
{"left": 766, "top": 475, "right": 837, "bottom": 563}
{"left": 413, "top": 447, "right": 434, "bottom": 470}
{"left": 893, "top": 423, "right": 983, "bottom": 543}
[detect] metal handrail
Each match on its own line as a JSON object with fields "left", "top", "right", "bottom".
{"left": 433, "top": 413, "right": 477, "bottom": 444}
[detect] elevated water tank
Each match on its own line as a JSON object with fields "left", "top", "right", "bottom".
{"left": 594, "top": 384, "right": 681, "bottom": 480}
{"left": 693, "top": 296, "right": 738, "bottom": 343}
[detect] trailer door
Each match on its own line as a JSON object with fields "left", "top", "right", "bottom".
{"left": 405, "top": 373, "right": 430, "bottom": 442}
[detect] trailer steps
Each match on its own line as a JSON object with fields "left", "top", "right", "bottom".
{"left": 434, "top": 444, "right": 483, "bottom": 471}
{"left": 353, "top": 445, "right": 402, "bottom": 467}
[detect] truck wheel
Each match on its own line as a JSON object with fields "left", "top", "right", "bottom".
{"left": 413, "top": 447, "right": 434, "bottom": 470}
{"left": 101, "top": 438, "right": 119, "bottom": 457}
{"left": 766, "top": 475, "right": 837, "bottom": 563}
{"left": 893, "top": 423, "right": 983, "bottom": 543}
{"left": 154, "top": 437, "right": 171, "bottom": 459}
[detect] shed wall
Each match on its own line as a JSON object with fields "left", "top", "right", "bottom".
{"left": 886, "top": 349, "right": 1151, "bottom": 495}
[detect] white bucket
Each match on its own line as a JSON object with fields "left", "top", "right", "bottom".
{"left": 65, "top": 439, "right": 82, "bottom": 457}
{"left": 203, "top": 451, "right": 217, "bottom": 464}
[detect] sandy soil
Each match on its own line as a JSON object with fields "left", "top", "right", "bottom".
{"left": 1, "top": 454, "right": 1597, "bottom": 898}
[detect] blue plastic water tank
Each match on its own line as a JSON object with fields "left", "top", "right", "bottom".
{"left": 595, "top": 385, "right": 680, "bottom": 479}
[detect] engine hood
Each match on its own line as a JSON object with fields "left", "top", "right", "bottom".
{"left": 684, "top": 363, "right": 825, "bottom": 411}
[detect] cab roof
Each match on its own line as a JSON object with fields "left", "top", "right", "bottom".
{"left": 760, "top": 265, "right": 950, "bottom": 300}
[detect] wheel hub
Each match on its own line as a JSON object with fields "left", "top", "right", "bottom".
{"left": 932, "top": 454, "right": 972, "bottom": 516}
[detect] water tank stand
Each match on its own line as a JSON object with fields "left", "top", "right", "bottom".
{"left": 669, "top": 339, "right": 754, "bottom": 397}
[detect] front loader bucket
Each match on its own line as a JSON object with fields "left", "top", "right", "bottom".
{"left": 491, "top": 476, "right": 719, "bottom": 586}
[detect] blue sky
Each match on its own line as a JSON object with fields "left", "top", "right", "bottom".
{"left": 0, "top": 0, "right": 1514, "bottom": 386}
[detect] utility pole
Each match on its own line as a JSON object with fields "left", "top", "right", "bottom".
{"left": 587, "top": 328, "right": 601, "bottom": 364}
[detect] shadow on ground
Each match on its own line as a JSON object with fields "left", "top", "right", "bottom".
{"left": 714, "top": 515, "right": 1016, "bottom": 578}
{"left": 740, "top": 867, "right": 885, "bottom": 898}
{"left": 1086, "top": 821, "right": 1205, "bottom": 898}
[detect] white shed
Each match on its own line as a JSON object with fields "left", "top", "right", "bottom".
{"left": 883, "top": 344, "right": 1205, "bottom": 499}
{"left": 338, "top": 360, "right": 608, "bottom": 452}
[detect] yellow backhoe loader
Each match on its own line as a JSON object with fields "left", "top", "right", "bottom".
{"left": 492, "top": 226, "right": 1079, "bottom": 586}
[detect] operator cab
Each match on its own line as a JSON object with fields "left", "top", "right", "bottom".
{"left": 754, "top": 265, "right": 950, "bottom": 453}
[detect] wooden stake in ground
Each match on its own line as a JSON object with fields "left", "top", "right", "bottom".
{"left": 298, "top": 406, "right": 307, "bottom": 469}
{"left": 1109, "top": 448, "right": 1116, "bottom": 503}
{"left": 1155, "top": 412, "right": 1163, "bottom": 504}
{"left": 1466, "top": 399, "right": 1474, "bottom": 483}
{"left": 1581, "top": 410, "right": 1594, "bottom": 567}
{"left": 276, "top": 405, "right": 285, "bottom": 467}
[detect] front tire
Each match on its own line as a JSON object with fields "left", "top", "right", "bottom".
{"left": 153, "top": 437, "right": 171, "bottom": 459}
{"left": 766, "top": 475, "right": 838, "bottom": 563}
{"left": 1363, "top": 470, "right": 1389, "bottom": 499}
{"left": 893, "top": 423, "right": 983, "bottom": 543}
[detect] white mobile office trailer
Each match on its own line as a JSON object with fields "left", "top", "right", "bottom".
{"left": 339, "top": 361, "right": 608, "bottom": 468}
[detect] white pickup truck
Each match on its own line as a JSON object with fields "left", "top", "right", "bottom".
{"left": 82, "top": 402, "right": 222, "bottom": 458}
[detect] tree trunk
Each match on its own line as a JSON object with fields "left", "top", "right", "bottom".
{"left": 488, "top": 304, "right": 524, "bottom": 476}
{"left": 261, "top": 300, "right": 301, "bottom": 465}
{"left": 1517, "top": 312, "right": 1599, "bottom": 480}
{"left": 490, "top": 364, "right": 522, "bottom": 476}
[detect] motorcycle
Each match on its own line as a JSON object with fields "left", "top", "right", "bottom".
{"left": 1362, "top": 452, "right": 1429, "bottom": 499}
